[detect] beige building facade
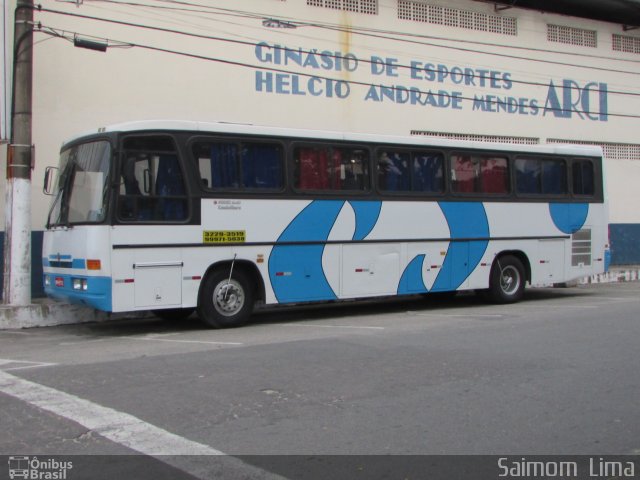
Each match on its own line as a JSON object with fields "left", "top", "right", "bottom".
{"left": 2, "top": 0, "right": 640, "bottom": 296}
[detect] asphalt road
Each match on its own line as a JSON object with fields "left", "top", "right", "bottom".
{"left": 1, "top": 283, "right": 639, "bottom": 479}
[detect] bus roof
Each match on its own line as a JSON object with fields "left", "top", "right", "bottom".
{"left": 64, "top": 119, "right": 604, "bottom": 157}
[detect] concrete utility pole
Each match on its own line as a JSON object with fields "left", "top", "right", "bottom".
{"left": 3, "top": 0, "right": 33, "bottom": 305}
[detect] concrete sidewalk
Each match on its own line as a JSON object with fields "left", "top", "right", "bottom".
{"left": 0, "top": 301, "right": 151, "bottom": 330}
{"left": 1, "top": 265, "right": 638, "bottom": 330}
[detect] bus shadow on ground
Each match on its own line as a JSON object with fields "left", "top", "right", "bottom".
{"left": 250, "top": 286, "right": 593, "bottom": 326}
{"left": 63, "top": 286, "right": 593, "bottom": 337}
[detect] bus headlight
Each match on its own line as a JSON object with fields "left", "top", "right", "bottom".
{"left": 44, "top": 275, "right": 51, "bottom": 286}
{"left": 72, "top": 278, "right": 88, "bottom": 291}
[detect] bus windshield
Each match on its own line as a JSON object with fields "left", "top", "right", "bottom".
{"left": 47, "top": 140, "right": 111, "bottom": 228}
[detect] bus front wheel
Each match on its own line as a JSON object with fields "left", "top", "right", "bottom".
{"left": 198, "top": 269, "right": 254, "bottom": 328}
{"left": 487, "top": 255, "right": 525, "bottom": 303}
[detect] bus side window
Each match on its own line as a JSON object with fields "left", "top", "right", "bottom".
{"left": 480, "top": 157, "right": 509, "bottom": 194}
{"left": 573, "top": 159, "right": 594, "bottom": 196}
{"left": 118, "top": 135, "right": 187, "bottom": 222}
{"left": 242, "top": 144, "right": 283, "bottom": 189}
{"left": 378, "top": 150, "right": 409, "bottom": 192}
{"left": 412, "top": 152, "right": 444, "bottom": 193}
{"left": 541, "top": 159, "right": 567, "bottom": 195}
{"left": 333, "top": 148, "right": 369, "bottom": 191}
{"left": 119, "top": 155, "right": 149, "bottom": 220}
{"left": 451, "top": 155, "right": 477, "bottom": 193}
{"left": 155, "top": 155, "right": 187, "bottom": 220}
{"left": 295, "top": 147, "right": 330, "bottom": 190}
{"left": 209, "top": 143, "right": 239, "bottom": 188}
{"left": 516, "top": 157, "right": 567, "bottom": 196}
{"left": 515, "top": 158, "right": 541, "bottom": 194}
{"left": 451, "top": 154, "right": 508, "bottom": 194}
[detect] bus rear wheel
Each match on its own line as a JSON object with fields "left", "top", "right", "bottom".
{"left": 487, "top": 255, "right": 525, "bottom": 303}
{"left": 197, "top": 268, "right": 254, "bottom": 328}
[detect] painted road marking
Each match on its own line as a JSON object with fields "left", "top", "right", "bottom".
{"left": 58, "top": 338, "right": 108, "bottom": 346}
{"left": 408, "top": 312, "right": 505, "bottom": 318}
{"left": 277, "top": 323, "right": 385, "bottom": 330}
{"left": 0, "top": 358, "right": 57, "bottom": 371}
{"left": 0, "top": 369, "right": 221, "bottom": 456}
{"left": 124, "top": 335, "right": 243, "bottom": 346}
{"left": 0, "top": 370, "right": 284, "bottom": 479}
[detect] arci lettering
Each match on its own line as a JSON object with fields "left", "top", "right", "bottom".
{"left": 544, "top": 79, "right": 608, "bottom": 121}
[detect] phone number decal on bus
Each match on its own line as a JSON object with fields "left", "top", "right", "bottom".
{"left": 203, "top": 230, "right": 246, "bottom": 244}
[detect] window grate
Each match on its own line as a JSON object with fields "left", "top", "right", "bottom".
{"left": 307, "top": 0, "right": 377, "bottom": 14}
{"left": 398, "top": 1, "right": 516, "bottom": 36}
{"left": 547, "top": 24, "right": 597, "bottom": 47}
{"left": 547, "top": 139, "right": 640, "bottom": 161}
{"left": 612, "top": 33, "right": 640, "bottom": 54}
{"left": 411, "top": 131, "right": 539, "bottom": 145}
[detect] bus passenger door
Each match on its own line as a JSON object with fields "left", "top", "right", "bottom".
{"left": 133, "top": 259, "right": 183, "bottom": 308}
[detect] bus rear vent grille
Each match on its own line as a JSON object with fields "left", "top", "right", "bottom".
{"left": 572, "top": 229, "right": 592, "bottom": 266}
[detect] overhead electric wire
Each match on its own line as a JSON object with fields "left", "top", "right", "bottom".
{"left": 33, "top": 24, "right": 640, "bottom": 120}
{"left": 317, "top": 23, "right": 640, "bottom": 77}
{"left": 70, "top": 0, "right": 640, "bottom": 66}
{"left": 66, "top": 0, "right": 640, "bottom": 94}
{"left": 33, "top": 5, "right": 640, "bottom": 98}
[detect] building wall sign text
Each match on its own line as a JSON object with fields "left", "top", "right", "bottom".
{"left": 254, "top": 42, "right": 609, "bottom": 122}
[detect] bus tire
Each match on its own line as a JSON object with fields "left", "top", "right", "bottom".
{"left": 197, "top": 268, "right": 254, "bottom": 328}
{"left": 487, "top": 255, "right": 525, "bottom": 304}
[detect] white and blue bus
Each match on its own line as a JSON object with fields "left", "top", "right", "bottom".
{"left": 43, "top": 121, "right": 609, "bottom": 328}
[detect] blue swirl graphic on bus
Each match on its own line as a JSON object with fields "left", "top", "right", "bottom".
{"left": 433, "top": 202, "right": 490, "bottom": 291}
{"left": 398, "top": 254, "right": 428, "bottom": 294}
{"left": 349, "top": 201, "right": 382, "bottom": 240}
{"left": 549, "top": 203, "right": 589, "bottom": 234}
{"left": 269, "top": 200, "right": 344, "bottom": 302}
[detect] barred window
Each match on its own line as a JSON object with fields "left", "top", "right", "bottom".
{"left": 307, "top": 0, "right": 377, "bottom": 14}
{"left": 547, "top": 24, "right": 597, "bottom": 47}
{"left": 547, "top": 139, "right": 640, "bottom": 161}
{"left": 612, "top": 33, "right": 640, "bottom": 54}
{"left": 411, "top": 131, "right": 539, "bottom": 145}
{"left": 398, "top": 1, "right": 517, "bottom": 36}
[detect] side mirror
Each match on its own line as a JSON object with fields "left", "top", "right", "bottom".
{"left": 43, "top": 166, "right": 58, "bottom": 195}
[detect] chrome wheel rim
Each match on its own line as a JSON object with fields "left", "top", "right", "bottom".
{"left": 500, "top": 265, "right": 521, "bottom": 295}
{"left": 213, "top": 279, "right": 245, "bottom": 317}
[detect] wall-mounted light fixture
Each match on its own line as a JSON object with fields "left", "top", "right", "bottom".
{"left": 73, "top": 35, "right": 108, "bottom": 52}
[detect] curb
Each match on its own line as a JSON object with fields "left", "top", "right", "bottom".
{"left": 0, "top": 301, "right": 151, "bottom": 330}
